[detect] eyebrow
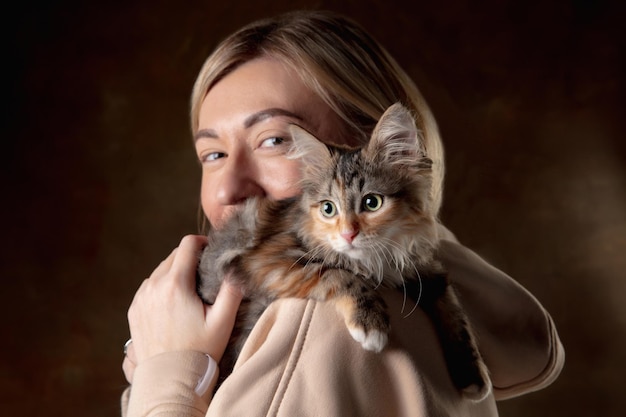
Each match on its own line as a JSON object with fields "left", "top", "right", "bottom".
{"left": 194, "top": 108, "right": 303, "bottom": 141}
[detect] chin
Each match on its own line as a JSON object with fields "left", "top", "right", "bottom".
{"left": 330, "top": 240, "right": 365, "bottom": 259}
{"left": 343, "top": 247, "right": 366, "bottom": 260}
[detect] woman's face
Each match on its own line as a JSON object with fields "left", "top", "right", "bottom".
{"left": 195, "top": 57, "right": 346, "bottom": 227}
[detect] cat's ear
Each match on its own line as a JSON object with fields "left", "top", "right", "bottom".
{"left": 287, "top": 124, "right": 333, "bottom": 177}
{"left": 365, "top": 103, "right": 426, "bottom": 169}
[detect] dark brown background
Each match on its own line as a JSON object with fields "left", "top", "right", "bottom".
{"left": 2, "top": 0, "right": 624, "bottom": 416}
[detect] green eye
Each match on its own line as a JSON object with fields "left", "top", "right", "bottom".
{"left": 362, "top": 194, "right": 383, "bottom": 212}
{"left": 320, "top": 201, "right": 337, "bottom": 217}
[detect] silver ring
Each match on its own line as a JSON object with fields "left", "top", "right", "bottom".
{"left": 124, "top": 338, "right": 133, "bottom": 356}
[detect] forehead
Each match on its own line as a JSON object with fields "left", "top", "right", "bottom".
{"left": 204, "top": 58, "right": 309, "bottom": 115}
{"left": 198, "top": 57, "right": 349, "bottom": 145}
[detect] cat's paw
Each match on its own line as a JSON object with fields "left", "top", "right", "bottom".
{"left": 348, "top": 327, "right": 388, "bottom": 352}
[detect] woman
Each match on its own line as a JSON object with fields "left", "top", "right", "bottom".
{"left": 122, "top": 10, "right": 564, "bottom": 416}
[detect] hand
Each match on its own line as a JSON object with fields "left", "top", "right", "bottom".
{"left": 123, "top": 235, "right": 242, "bottom": 383}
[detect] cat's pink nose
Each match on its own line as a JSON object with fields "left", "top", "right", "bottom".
{"left": 340, "top": 230, "right": 359, "bottom": 244}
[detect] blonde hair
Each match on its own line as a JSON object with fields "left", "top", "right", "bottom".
{"left": 191, "top": 10, "right": 445, "bottom": 216}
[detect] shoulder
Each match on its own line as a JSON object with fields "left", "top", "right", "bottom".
{"left": 209, "top": 298, "right": 498, "bottom": 417}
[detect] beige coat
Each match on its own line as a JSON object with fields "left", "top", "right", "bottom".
{"left": 122, "top": 239, "right": 564, "bottom": 416}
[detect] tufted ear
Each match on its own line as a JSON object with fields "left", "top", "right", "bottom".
{"left": 287, "top": 124, "right": 333, "bottom": 179}
{"left": 364, "top": 103, "right": 426, "bottom": 169}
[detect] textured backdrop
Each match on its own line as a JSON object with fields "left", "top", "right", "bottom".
{"left": 3, "top": 1, "right": 624, "bottom": 416}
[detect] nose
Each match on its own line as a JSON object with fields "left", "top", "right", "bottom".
{"left": 340, "top": 229, "right": 359, "bottom": 244}
{"left": 214, "top": 152, "right": 265, "bottom": 206}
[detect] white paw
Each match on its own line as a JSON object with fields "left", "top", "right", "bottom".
{"left": 349, "top": 327, "right": 388, "bottom": 352}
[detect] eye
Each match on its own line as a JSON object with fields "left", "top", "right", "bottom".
{"left": 362, "top": 194, "right": 383, "bottom": 212}
{"left": 260, "top": 137, "right": 286, "bottom": 148}
{"left": 201, "top": 151, "right": 226, "bottom": 163}
{"left": 320, "top": 201, "right": 337, "bottom": 217}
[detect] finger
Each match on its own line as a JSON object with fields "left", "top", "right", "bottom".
{"left": 203, "top": 280, "right": 242, "bottom": 361}
{"left": 209, "top": 279, "right": 243, "bottom": 325}
{"left": 150, "top": 234, "right": 204, "bottom": 282}
{"left": 170, "top": 235, "right": 208, "bottom": 286}
{"left": 171, "top": 235, "right": 207, "bottom": 275}
{"left": 151, "top": 248, "right": 177, "bottom": 278}
{"left": 122, "top": 356, "right": 135, "bottom": 384}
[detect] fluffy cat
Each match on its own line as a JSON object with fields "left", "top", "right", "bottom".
{"left": 197, "top": 103, "right": 490, "bottom": 400}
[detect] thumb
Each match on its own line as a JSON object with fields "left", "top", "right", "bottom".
{"left": 210, "top": 279, "right": 243, "bottom": 327}
{"left": 204, "top": 279, "right": 243, "bottom": 361}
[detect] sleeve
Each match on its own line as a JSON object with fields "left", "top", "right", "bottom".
{"left": 121, "top": 351, "right": 218, "bottom": 417}
{"left": 436, "top": 231, "right": 565, "bottom": 400}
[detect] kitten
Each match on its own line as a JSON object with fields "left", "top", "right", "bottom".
{"left": 197, "top": 103, "right": 491, "bottom": 401}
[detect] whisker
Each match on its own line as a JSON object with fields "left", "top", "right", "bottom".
{"left": 378, "top": 238, "right": 411, "bottom": 315}
{"left": 401, "top": 261, "right": 423, "bottom": 319}
{"left": 290, "top": 246, "right": 317, "bottom": 271}
{"left": 368, "top": 240, "right": 392, "bottom": 288}
{"left": 374, "top": 236, "right": 425, "bottom": 318}
{"left": 378, "top": 237, "right": 406, "bottom": 270}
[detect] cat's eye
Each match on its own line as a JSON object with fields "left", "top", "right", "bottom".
{"left": 320, "top": 201, "right": 337, "bottom": 217}
{"left": 362, "top": 194, "right": 384, "bottom": 212}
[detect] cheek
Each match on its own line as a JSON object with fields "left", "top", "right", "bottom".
{"left": 200, "top": 173, "right": 231, "bottom": 228}
{"left": 259, "top": 158, "right": 302, "bottom": 199}
{"left": 364, "top": 206, "right": 414, "bottom": 239}
{"left": 304, "top": 209, "right": 336, "bottom": 242}
{"left": 200, "top": 176, "right": 217, "bottom": 224}
{"left": 358, "top": 208, "right": 394, "bottom": 238}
